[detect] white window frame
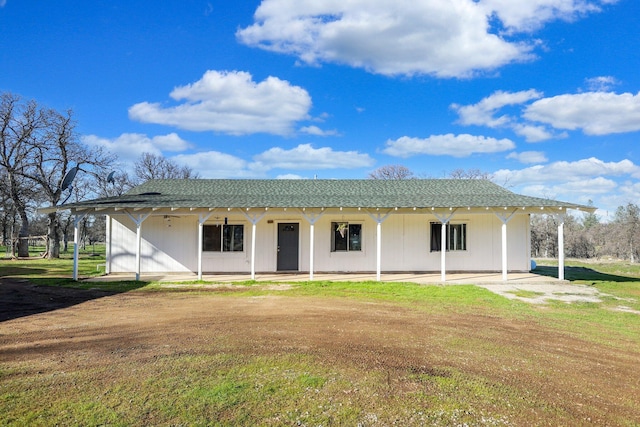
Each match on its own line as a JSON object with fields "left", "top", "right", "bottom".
{"left": 331, "top": 221, "right": 363, "bottom": 252}
{"left": 202, "top": 223, "right": 245, "bottom": 253}
{"left": 430, "top": 222, "right": 467, "bottom": 252}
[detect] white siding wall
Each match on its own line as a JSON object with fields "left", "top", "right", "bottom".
{"left": 109, "top": 211, "right": 532, "bottom": 274}
{"left": 110, "top": 214, "right": 197, "bottom": 273}
{"left": 312, "top": 214, "right": 376, "bottom": 272}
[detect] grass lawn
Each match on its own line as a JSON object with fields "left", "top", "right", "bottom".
{"left": 0, "top": 244, "right": 143, "bottom": 291}
{"left": 1, "top": 255, "right": 639, "bottom": 425}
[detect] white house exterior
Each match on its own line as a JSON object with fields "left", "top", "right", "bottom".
{"left": 108, "top": 209, "right": 531, "bottom": 273}
{"left": 46, "top": 179, "right": 594, "bottom": 282}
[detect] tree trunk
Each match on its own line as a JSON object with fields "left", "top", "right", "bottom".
{"left": 17, "top": 210, "right": 29, "bottom": 257}
{"left": 47, "top": 212, "right": 60, "bottom": 259}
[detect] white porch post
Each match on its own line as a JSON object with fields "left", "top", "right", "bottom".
{"left": 494, "top": 209, "right": 517, "bottom": 281}
{"left": 557, "top": 214, "right": 565, "bottom": 281}
{"left": 125, "top": 211, "right": 151, "bottom": 281}
{"left": 502, "top": 222, "right": 508, "bottom": 281}
{"left": 73, "top": 220, "right": 79, "bottom": 281}
{"left": 309, "top": 223, "right": 315, "bottom": 280}
{"left": 197, "top": 211, "right": 215, "bottom": 281}
{"left": 300, "top": 209, "right": 324, "bottom": 281}
{"left": 135, "top": 222, "right": 142, "bottom": 281}
{"left": 433, "top": 210, "right": 456, "bottom": 282}
{"left": 198, "top": 221, "right": 204, "bottom": 280}
{"left": 72, "top": 211, "right": 88, "bottom": 281}
{"left": 251, "top": 222, "right": 257, "bottom": 279}
{"left": 367, "top": 210, "right": 393, "bottom": 282}
{"left": 240, "top": 208, "right": 268, "bottom": 280}
{"left": 377, "top": 221, "right": 382, "bottom": 281}
{"left": 105, "top": 214, "right": 112, "bottom": 274}
{"left": 441, "top": 222, "right": 447, "bottom": 282}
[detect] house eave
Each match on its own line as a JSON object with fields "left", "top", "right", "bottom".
{"left": 40, "top": 203, "right": 596, "bottom": 217}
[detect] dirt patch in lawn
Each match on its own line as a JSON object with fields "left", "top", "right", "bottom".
{"left": 1, "top": 278, "right": 639, "bottom": 425}
{"left": 477, "top": 283, "right": 606, "bottom": 304}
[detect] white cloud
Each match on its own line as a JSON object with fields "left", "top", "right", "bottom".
{"left": 383, "top": 134, "right": 515, "bottom": 158}
{"left": 493, "top": 157, "right": 637, "bottom": 213}
{"left": 0, "top": 1, "right": 6, "bottom": 7}
{"left": 300, "top": 125, "right": 341, "bottom": 136}
{"left": 172, "top": 151, "right": 256, "bottom": 179}
{"left": 253, "top": 143, "right": 374, "bottom": 170}
{"left": 452, "top": 89, "right": 543, "bottom": 127}
{"left": 495, "top": 153, "right": 638, "bottom": 217}
{"left": 82, "top": 133, "right": 191, "bottom": 164}
{"left": 584, "top": 181, "right": 640, "bottom": 218}
{"left": 129, "top": 70, "right": 312, "bottom": 136}
{"left": 237, "top": 0, "right": 532, "bottom": 78}
{"left": 517, "top": 178, "right": 617, "bottom": 206}
{"left": 551, "top": 177, "right": 618, "bottom": 194}
{"left": 493, "top": 157, "right": 640, "bottom": 186}
{"left": 480, "top": 0, "right": 618, "bottom": 33}
{"left": 584, "top": 76, "right": 620, "bottom": 92}
{"left": 452, "top": 90, "right": 565, "bottom": 142}
{"left": 148, "top": 133, "right": 192, "bottom": 151}
{"left": 615, "top": 182, "right": 640, "bottom": 207}
{"left": 506, "top": 151, "right": 548, "bottom": 164}
{"left": 524, "top": 91, "right": 640, "bottom": 135}
{"left": 455, "top": 88, "right": 640, "bottom": 139}
{"left": 511, "top": 123, "right": 563, "bottom": 142}
{"left": 311, "top": 112, "right": 331, "bottom": 122}
{"left": 237, "top": 0, "right": 615, "bottom": 78}
{"left": 276, "top": 174, "right": 308, "bottom": 179}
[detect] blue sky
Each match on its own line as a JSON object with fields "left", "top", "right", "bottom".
{"left": 2, "top": 1, "right": 639, "bottom": 219}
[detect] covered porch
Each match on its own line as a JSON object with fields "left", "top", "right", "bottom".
{"left": 40, "top": 179, "right": 594, "bottom": 283}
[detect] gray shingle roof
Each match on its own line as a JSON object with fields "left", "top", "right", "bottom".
{"left": 49, "top": 179, "right": 595, "bottom": 212}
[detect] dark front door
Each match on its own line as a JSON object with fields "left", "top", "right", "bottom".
{"left": 277, "top": 223, "right": 299, "bottom": 271}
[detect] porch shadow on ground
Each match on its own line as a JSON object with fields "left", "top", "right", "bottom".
{"left": 533, "top": 265, "right": 640, "bottom": 283}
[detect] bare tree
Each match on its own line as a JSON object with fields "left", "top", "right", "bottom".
{"left": 564, "top": 214, "right": 596, "bottom": 259}
{"left": 134, "top": 152, "right": 199, "bottom": 182}
{"left": 368, "top": 164, "right": 414, "bottom": 180}
{"left": 23, "top": 108, "right": 113, "bottom": 258}
{"left": 611, "top": 203, "right": 640, "bottom": 262}
{"left": 0, "top": 171, "right": 16, "bottom": 253}
{"left": 530, "top": 214, "right": 558, "bottom": 258}
{"left": 0, "top": 92, "right": 114, "bottom": 258}
{"left": 0, "top": 93, "right": 44, "bottom": 256}
{"left": 447, "top": 168, "right": 493, "bottom": 180}
{"left": 95, "top": 170, "right": 135, "bottom": 198}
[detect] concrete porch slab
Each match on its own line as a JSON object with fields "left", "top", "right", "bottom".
{"left": 85, "top": 271, "right": 560, "bottom": 285}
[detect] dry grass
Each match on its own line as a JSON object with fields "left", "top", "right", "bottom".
{"left": 1, "top": 275, "right": 639, "bottom": 426}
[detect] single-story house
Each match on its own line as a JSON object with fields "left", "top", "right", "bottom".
{"left": 44, "top": 179, "right": 594, "bottom": 282}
